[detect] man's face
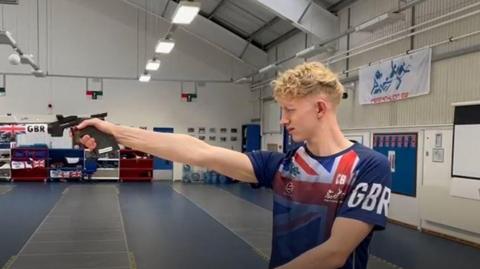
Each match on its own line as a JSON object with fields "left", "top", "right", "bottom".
{"left": 277, "top": 96, "right": 322, "bottom": 142}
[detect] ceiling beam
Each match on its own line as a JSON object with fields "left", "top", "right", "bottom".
{"left": 312, "top": 0, "right": 331, "bottom": 9}
{"left": 247, "top": 16, "right": 280, "bottom": 40}
{"left": 173, "top": 0, "right": 266, "bottom": 51}
{"left": 208, "top": 0, "right": 227, "bottom": 19}
{"left": 253, "top": 0, "right": 339, "bottom": 42}
{"left": 123, "top": 0, "right": 268, "bottom": 68}
{"left": 161, "top": 0, "right": 172, "bottom": 17}
{"left": 264, "top": 28, "right": 301, "bottom": 50}
{"left": 328, "top": 0, "right": 359, "bottom": 13}
{"left": 240, "top": 17, "right": 280, "bottom": 58}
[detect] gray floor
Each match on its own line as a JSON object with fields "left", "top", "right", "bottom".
{"left": 5, "top": 185, "right": 131, "bottom": 269}
{"left": 0, "top": 185, "right": 13, "bottom": 195}
{"left": 173, "top": 183, "right": 272, "bottom": 259}
{"left": 217, "top": 182, "right": 480, "bottom": 269}
{"left": 117, "top": 182, "right": 268, "bottom": 269}
{"left": 174, "top": 183, "right": 400, "bottom": 269}
{"left": 2, "top": 182, "right": 480, "bottom": 269}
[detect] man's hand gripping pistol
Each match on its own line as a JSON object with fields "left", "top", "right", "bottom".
{"left": 47, "top": 113, "right": 119, "bottom": 156}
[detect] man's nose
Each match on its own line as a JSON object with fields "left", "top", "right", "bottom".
{"left": 280, "top": 114, "right": 289, "bottom": 125}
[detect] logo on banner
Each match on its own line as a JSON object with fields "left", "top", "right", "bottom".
{"left": 371, "top": 61, "right": 411, "bottom": 95}
{"left": 359, "top": 48, "right": 432, "bottom": 105}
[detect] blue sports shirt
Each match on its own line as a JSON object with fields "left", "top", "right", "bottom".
{"left": 247, "top": 142, "right": 392, "bottom": 269}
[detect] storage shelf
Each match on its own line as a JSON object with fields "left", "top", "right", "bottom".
{"left": 1, "top": 147, "right": 155, "bottom": 182}
{"left": 50, "top": 167, "right": 81, "bottom": 171}
{"left": 12, "top": 157, "right": 47, "bottom": 161}
{"left": 90, "top": 177, "right": 119, "bottom": 180}
{"left": 12, "top": 177, "right": 46, "bottom": 182}
{"left": 119, "top": 149, "right": 153, "bottom": 181}
{"left": 11, "top": 148, "right": 48, "bottom": 182}
{"left": 97, "top": 158, "right": 119, "bottom": 161}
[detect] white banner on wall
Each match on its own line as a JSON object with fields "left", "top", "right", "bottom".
{"left": 359, "top": 48, "right": 432, "bottom": 105}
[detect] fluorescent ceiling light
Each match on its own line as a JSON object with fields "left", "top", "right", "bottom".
{"left": 0, "top": 31, "right": 16, "bottom": 46}
{"left": 172, "top": 1, "right": 200, "bottom": 25}
{"left": 32, "top": 69, "right": 46, "bottom": 78}
{"left": 155, "top": 39, "right": 175, "bottom": 54}
{"left": 296, "top": 44, "right": 336, "bottom": 58}
{"left": 233, "top": 77, "right": 251, "bottom": 84}
{"left": 146, "top": 59, "right": 161, "bottom": 71}
{"left": 258, "top": 64, "right": 277, "bottom": 74}
{"left": 20, "top": 54, "right": 35, "bottom": 65}
{"left": 355, "top": 12, "right": 404, "bottom": 32}
{"left": 139, "top": 72, "right": 151, "bottom": 82}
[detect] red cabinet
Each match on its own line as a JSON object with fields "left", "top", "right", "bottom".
{"left": 119, "top": 149, "right": 153, "bottom": 182}
{"left": 11, "top": 148, "right": 49, "bottom": 182}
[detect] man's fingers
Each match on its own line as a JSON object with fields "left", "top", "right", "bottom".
{"left": 79, "top": 135, "right": 97, "bottom": 150}
{"left": 87, "top": 141, "right": 97, "bottom": 150}
{"left": 85, "top": 139, "right": 96, "bottom": 150}
{"left": 80, "top": 135, "right": 92, "bottom": 144}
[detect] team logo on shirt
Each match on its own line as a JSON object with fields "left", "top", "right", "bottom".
{"left": 335, "top": 174, "right": 347, "bottom": 185}
{"left": 285, "top": 182, "right": 295, "bottom": 195}
{"left": 324, "top": 173, "right": 349, "bottom": 203}
{"left": 324, "top": 189, "right": 346, "bottom": 202}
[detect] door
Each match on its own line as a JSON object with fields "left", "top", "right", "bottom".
{"left": 153, "top": 127, "right": 174, "bottom": 180}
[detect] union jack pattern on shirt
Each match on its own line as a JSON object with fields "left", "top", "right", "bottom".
{"left": 247, "top": 142, "right": 392, "bottom": 269}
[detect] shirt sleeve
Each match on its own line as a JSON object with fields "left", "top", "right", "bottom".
{"left": 246, "top": 150, "right": 285, "bottom": 188}
{"left": 338, "top": 153, "right": 392, "bottom": 230}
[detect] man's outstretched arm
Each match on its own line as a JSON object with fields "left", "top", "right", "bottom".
{"left": 77, "top": 119, "right": 258, "bottom": 183}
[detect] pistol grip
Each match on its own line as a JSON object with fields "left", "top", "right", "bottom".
{"left": 74, "top": 126, "right": 119, "bottom": 156}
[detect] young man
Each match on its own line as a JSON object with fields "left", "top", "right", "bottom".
{"left": 78, "top": 62, "right": 392, "bottom": 269}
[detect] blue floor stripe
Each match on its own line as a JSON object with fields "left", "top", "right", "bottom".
{"left": 217, "top": 182, "right": 480, "bottom": 269}
{"left": 118, "top": 182, "right": 268, "bottom": 269}
{"left": 0, "top": 183, "right": 66, "bottom": 267}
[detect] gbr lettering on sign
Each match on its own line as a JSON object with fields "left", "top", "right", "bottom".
{"left": 25, "top": 124, "right": 48, "bottom": 134}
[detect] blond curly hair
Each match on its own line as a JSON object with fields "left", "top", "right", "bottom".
{"left": 271, "top": 62, "right": 344, "bottom": 105}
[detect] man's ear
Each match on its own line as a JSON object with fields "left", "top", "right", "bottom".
{"left": 316, "top": 100, "right": 328, "bottom": 118}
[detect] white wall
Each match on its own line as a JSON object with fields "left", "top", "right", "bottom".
{"left": 421, "top": 128, "right": 480, "bottom": 244}
{"left": 0, "top": 77, "right": 251, "bottom": 180}
{"left": 256, "top": 0, "right": 480, "bottom": 244}
{"left": 0, "top": 0, "right": 255, "bottom": 180}
{"left": 336, "top": 1, "right": 480, "bottom": 243}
